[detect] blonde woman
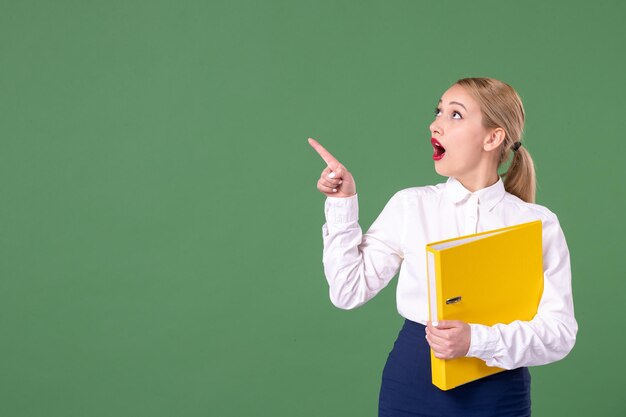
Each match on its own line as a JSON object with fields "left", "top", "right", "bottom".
{"left": 309, "top": 77, "right": 577, "bottom": 417}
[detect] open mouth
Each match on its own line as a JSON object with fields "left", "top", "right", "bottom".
{"left": 431, "top": 138, "right": 446, "bottom": 160}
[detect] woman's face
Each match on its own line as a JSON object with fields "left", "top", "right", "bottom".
{"left": 429, "top": 84, "right": 493, "bottom": 179}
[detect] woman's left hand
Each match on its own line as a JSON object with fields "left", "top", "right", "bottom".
{"left": 426, "top": 320, "right": 471, "bottom": 359}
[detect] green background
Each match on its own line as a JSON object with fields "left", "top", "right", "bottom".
{"left": 1, "top": 0, "right": 624, "bottom": 415}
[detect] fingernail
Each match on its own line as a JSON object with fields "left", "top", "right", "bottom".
{"left": 332, "top": 189, "right": 337, "bottom": 193}
{"left": 338, "top": 180, "right": 343, "bottom": 184}
{"left": 328, "top": 172, "right": 336, "bottom": 179}
{"left": 432, "top": 321, "right": 438, "bottom": 327}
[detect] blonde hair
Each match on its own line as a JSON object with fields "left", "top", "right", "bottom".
{"left": 454, "top": 77, "right": 536, "bottom": 203}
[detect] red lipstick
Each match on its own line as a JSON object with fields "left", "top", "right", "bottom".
{"left": 431, "top": 138, "right": 446, "bottom": 161}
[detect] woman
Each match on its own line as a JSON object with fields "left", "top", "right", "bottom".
{"left": 308, "top": 77, "right": 577, "bottom": 416}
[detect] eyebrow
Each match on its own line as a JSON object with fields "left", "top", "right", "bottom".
{"left": 438, "top": 99, "right": 467, "bottom": 111}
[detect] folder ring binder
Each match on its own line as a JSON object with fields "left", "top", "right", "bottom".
{"left": 426, "top": 220, "right": 544, "bottom": 390}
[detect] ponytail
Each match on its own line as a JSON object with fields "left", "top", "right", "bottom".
{"left": 455, "top": 77, "right": 537, "bottom": 204}
{"left": 503, "top": 145, "right": 536, "bottom": 203}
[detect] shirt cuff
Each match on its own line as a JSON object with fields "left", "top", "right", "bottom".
{"left": 324, "top": 193, "right": 359, "bottom": 224}
{"left": 466, "top": 323, "right": 499, "bottom": 361}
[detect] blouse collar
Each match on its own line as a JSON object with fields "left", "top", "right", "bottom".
{"left": 444, "top": 176, "right": 506, "bottom": 211}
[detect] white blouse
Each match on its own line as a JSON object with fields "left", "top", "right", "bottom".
{"left": 320, "top": 176, "right": 577, "bottom": 370}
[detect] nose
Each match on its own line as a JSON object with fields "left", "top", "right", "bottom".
{"left": 429, "top": 119, "right": 441, "bottom": 136}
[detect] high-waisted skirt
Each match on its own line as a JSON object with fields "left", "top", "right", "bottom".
{"left": 378, "top": 319, "right": 531, "bottom": 417}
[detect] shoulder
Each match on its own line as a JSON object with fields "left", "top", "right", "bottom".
{"left": 500, "top": 192, "right": 563, "bottom": 230}
{"left": 495, "top": 194, "right": 570, "bottom": 255}
{"left": 374, "top": 183, "right": 445, "bottom": 216}
{"left": 392, "top": 182, "right": 446, "bottom": 202}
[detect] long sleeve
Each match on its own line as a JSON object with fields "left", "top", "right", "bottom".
{"left": 321, "top": 191, "right": 405, "bottom": 309}
{"left": 466, "top": 212, "right": 578, "bottom": 369}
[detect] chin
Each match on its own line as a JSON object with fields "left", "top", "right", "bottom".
{"left": 433, "top": 162, "right": 451, "bottom": 177}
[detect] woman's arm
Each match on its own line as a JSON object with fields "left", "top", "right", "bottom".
{"left": 466, "top": 212, "right": 578, "bottom": 369}
{"left": 309, "top": 137, "right": 405, "bottom": 310}
{"left": 321, "top": 191, "right": 405, "bottom": 309}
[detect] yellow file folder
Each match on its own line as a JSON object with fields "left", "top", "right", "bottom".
{"left": 425, "top": 220, "right": 544, "bottom": 391}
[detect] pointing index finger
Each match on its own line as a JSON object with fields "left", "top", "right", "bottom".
{"left": 308, "top": 138, "right": 339, "bottom": 166}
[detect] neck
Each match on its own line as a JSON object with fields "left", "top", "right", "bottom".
{"left": 456, "top": 171, "right": 499, "bottom": 192}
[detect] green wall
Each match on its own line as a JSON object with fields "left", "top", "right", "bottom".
{"left": 1, "top": 1, "right": 624, "bottom": 415}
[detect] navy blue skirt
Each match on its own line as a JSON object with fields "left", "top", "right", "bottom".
{"left": 379, "top": 319, "right": 531, "bottom": 417}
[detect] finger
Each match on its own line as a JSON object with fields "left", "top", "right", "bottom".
{"left": 308, "top": 138, "right": 339, "bottom": 166}
{"left": 330, "top": 164, "right": 348, "bottom": 179}
{"left": 317, "top": 183, "right": 339, "bottom": 194}
{"left": 320, "top": 158, "right": 347, "bottom": 181}
{"left": 427, "top": 334, "right": 454, "bottom": 357}
{"left": 432, "top": 320, "right": 461, "bottom": 329}
{"left": 427, "top": 321, "right": 445, "bottom": 333}
{"left": 320, "top": 167, "right": 342, "bottom": 182}
{"left": 320, "top": 175, "right": 343, "bottom": 186}
{"left": 427, "top": 325, "right": 453, "bottom": 340}
{"left": 319, "top": 177, "right": 342, "bottom": 188}
{"left": 426, "top": 331, "right": 448, "bottom": 348}
{"left": 433, "top": 350, "right": 452, "bottom": 360}
{"left": 428, "top": 342, "right": 451, "bottom": 359}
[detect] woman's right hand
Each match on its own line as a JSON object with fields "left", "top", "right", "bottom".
{"left": 308, "top": 138, "right": 357, "bottom": 198}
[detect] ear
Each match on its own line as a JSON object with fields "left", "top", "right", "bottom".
{"left": 483, "top": 127, "right": 506, "bottom": 152}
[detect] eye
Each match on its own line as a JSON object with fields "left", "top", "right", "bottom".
{"left": 452, "top": 111, "right": 463, "bottom": 120}
{"left": 434, "top": 107, "right": 442, "bottom": 116}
